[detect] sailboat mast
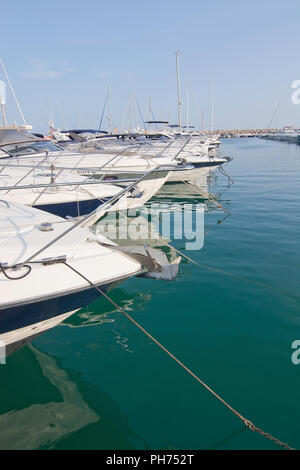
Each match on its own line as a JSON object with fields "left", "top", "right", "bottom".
{"left": 107, "top": 85, "right": 111, "bottom": 133}
{"left": 211, "top": 74, "right": 214, "bottom": 134}
{"left": 147, "top": 97, "right": 151, "bottom": 131}
{"left": 175, "top": 51, "right": 182, "bottom": 133}
{"left": 0, "top": 58, "right": 27, "bottom": 127}
{"left": 128, "top": 90, "right": 131, "bottom": 133}
{"left": 133, "top": 90, "right": 137, "bottom": 130}
{"left": 186, "top": 79, "right": 189, "bottom": 132}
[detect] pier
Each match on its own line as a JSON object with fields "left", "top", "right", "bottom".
{"left": 204, "top": 128, "right": 280, "bottom": 138}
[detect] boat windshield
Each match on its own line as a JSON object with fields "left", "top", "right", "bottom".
{"left": 0, "top": 140, "right": 63, "bottom": 157}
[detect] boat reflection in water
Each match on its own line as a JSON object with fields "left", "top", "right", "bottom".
{"left": 151, "top": 169, "right": 232, "bottom": 228}
{"left": 62, "top": 287, "right": 152, "bottom": 329}
{"left": 1, "top": 170, "right": 229, "bottom": 358}
{"left": 0, "top": 166, "right": 234, "bottom": 450}
{"left": 0, "top": 343, "right": 148, "bottom": 450}
{"left": 154, "top": 169, "right": 221, "bottom": 203}
{"left": 1, "top": 283, "right": 153, "bottom": 358}
{"left": 0, "top": 309, "right": 80, "bottom": 357}
{"left": 0, "top": 199, "right": 180, "bottom": 359}
{"left": 0, "top": 286, "right": 152, "bottom": 449}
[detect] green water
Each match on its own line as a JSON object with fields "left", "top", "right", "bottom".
{"left": 1, "top": 137, "right": 300, "bottom": 450}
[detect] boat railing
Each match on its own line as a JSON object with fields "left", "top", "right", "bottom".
{"left": 11, "top": 167, "right": 171, "bottom": 271}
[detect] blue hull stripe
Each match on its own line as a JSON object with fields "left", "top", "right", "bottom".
{"left": 0, "top": 282, "right": 112, "bottom": 334}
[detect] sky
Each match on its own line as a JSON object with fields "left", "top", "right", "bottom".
{"left": 1, "top": 0, "right": 300, "bottom": 132}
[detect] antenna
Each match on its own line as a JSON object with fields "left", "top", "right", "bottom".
{"left": 0, "top": 58, "right": 28, "bottom": 127}
{"left": 175, "top": 51, "right": 182, "bottom": 133}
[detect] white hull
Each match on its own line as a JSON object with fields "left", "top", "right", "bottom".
{"left": 167, "top": 165, "right": 215, "bottom": 183}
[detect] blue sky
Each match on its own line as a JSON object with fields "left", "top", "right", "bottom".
{"left": 1, "top": 0, "right": 300, "bottom": 132}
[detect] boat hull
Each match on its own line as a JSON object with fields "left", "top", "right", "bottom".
{"left": 167, "top": 161, "right": 221, "bottom": 182}
{"left": 0, "top": 278, "right": 119, "bottom": 336}
{"left": 0, "top": 310, "right": 79, "bottom": 356}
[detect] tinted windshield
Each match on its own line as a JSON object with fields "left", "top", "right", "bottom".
{"left": 0, "top": 140, "right": 63, "bottom": 157}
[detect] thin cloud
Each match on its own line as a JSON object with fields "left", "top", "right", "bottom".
{"left": 22, "top": 60, "right": 73, "bottom": 79}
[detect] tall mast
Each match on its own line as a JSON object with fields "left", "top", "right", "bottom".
{"left": 133, "top": 90, "right": 137, "bottom": 130}
{"left": 267, "top": 100, "right": 280, "bottom": 130}
{"left": 147, "top": 97, "right": 151, "bottom": 131}
{"left": 175, "top": 51, "right": 182, "bottom": 133}
{"left": 211, "top": 74, "right": 214, "bottom": 134}
{"left": 128, "top": 90, "right": 131, "bottom": 133}
{"left": 186, "top": 79, "right": 189, "bottom": 132}
{"left": 0, "top": 58, "right": 27, "bottom": 127}
{"left": 107, "top": 85, "right": 111, "bottom": 133}
{"left": 202, "top": 109, "right": 204, "bottom": 132}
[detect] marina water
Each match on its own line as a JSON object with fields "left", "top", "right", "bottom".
{"left": 0, "top": 137, "right": 300, "bottom": 450}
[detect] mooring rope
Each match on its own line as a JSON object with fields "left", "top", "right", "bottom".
{"left": 218, "top": 164, "right": 234, "bottom": 187}
{"left": 62, "top": 261, "right": 294, "bottom": 450}
{"left": 158, "top": 245, "right": 296, "bottom": 297}
{"left": 178, "top": 177, "right": 231, "bottom": 214}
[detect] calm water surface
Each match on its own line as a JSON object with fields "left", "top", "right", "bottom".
{"left": 1, "top": 137, "right": 300, "bottom": 450}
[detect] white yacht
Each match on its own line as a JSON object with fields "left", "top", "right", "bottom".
{"left": 0, "top": 199, "right": 180, "bottom": 352}
{"left": 0, "top": 128, "right": 230, "bottom": 185}
{"left": 0, "top": 128, "right": 173, "bottom": 216}
{"left": 0, "top": 162, "right": 170, "bottom": 217}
